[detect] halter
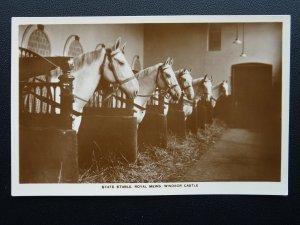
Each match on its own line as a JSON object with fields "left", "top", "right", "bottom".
{"left": 182, "top": 97, "right": 195, "bottom": 106}
{"left": 209, "top": 83, "right": 228, "bottom": 103}
{"left": 219, "top": 84, "right": 228, "bottom": 96}
{"left": 177, "top": 71, "right": 192, "bottom": 93}
{"left": 136, "top": 65, "right": 178, "bottom": 98}
{"left": 181, "top": 84, "right": 192, "bottom": 91}
{"left": 197, "top": 79, "right": 212, "bottom": 103}
{"left": 127, "top": 65, "right": 177, "bottom": 112}
{"left": 76, "top": 48, "right": 136, "bottom": 104}
{"left": 155, "top": 65, "right": 178, "bottom": 96}
{"left": 201, "top": 91, "right": 211, "bottom": 99}
{"left": 100, "top": 48, "right": 136, "bottom": 88}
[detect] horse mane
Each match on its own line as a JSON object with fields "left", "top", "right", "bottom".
{"left": 71, "top": 49, "right": 104, "bottom": 71}
{"left": 212, "top": 81, "right": 231, "bottom": 99}
{"left": 174, "top": 70, "right": 183, "bottom": 76}
{"left": 192, "top": 77, "right": 205, "bottom": 87}
{"left": 212, "top": 81, "right": 231, "bottom": 90}
{"left": 211, "top": 82, "right": 222, "bottom": 98}
{"left": 212, "top": 81, "right": 224, "bottom": 90}
{"left": 193, "top": 76, "right": 213, "bottom": 99}
{"left": 135, "top": 63, "right": 163, "bottom": 80}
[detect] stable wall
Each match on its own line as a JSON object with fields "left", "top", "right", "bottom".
{"left": 18, "top": 22, "right": 282, "bottom": 85}
{"left": 19, "top": 24, "right": 144, "bottom": 68}
{"left": 144, "top": 23, "right": 282, "bottom": 85}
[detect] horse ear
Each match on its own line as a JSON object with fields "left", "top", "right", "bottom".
{"left": 189, "top": 68, "right": 192, "bottom": 73}
{"left": 204, "top": 74, "right": 207, "bottom": 80}
{"left": 169, "top": 58, "right": 174, "bottom": 66}
{"left": 121, "top": 42, "right": 126, "bottom": 53}
{"left": 211, "top": 76, "right": 213, "bottom": 82}
{"left": 114, "top": 37, "right": 121, "bottom": 50}
{"left": 165, "top": 57, "right": 171, "bottom": 65}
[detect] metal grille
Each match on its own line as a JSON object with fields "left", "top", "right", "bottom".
{"left": 27, "top": 30, "right": 51, "bottom": 56}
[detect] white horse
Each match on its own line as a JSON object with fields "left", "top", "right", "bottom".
{"left": 192, "top": 75, "right": 213, "bottom": 104}
{"left": 134, "top": 58, "right": 181, "bottom": 125}
{"left": 50, "top": 37, "right": 139, "bottom": 132}
{"left": 178, "top": 69, "right": 195, "bottom": 119}
{"left": 212, "top": 80, "right": 231, "bottom": 122}
{"left": 191, "top": 75, "right": 214, "bottom": 125}
{"left": 211, "top": 80, "right": 230, "bottom": 107}
{"left": 164, "top": 69, "right": 195, "bottom": 119}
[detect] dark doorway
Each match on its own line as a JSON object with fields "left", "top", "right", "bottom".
{"left": 231, "top": 63, "right": 273, "bottom": 130}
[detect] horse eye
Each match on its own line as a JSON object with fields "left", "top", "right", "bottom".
{"left": 114, "top": 56, "right": 125, "bottom": 65}
{"left": 166, "top": 73, "right": 171, "bottom": 78}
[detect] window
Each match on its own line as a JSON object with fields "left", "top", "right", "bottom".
{"left": 26, "top": 25, "right": 51, "bottom": 56}
{"left": 208, "top": 24, "right": 222, "bottom": 51}
{"left": 63, "top": 35, "right": 84, "bottom": 57}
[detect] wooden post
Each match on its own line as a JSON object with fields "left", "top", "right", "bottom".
{"left": 159, "top": 92, "right": 165, "bottom": 114}
{"left": 59, "top": 72, "right": 75, "bottom": 129}
{"left": 179, "top": 95, "right": 184, "bottom": 110}
{"left": 127, "top": 97, "right": 134, "bottom": 116}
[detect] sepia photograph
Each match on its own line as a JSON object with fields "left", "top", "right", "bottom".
{"left": 11, "top": 15, "right": 290, "bottom": 196}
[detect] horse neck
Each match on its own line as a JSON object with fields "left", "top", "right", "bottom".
{"left": 71, "top": 51, "right": 105, "bottom": 111}
{"left": 174, "top": 70, "right": 181, "bottom": 77}
{"left": 193, "top": 77, "right": 204, "bottom": 101}
{"left": 212, "top": 82, "right": 230, "bottom": 100}
{"left": 135, "top": 64, "right": 161, "bottom": 107}
{"left": 212, "top": 83, "right": 222, "bottom": 100}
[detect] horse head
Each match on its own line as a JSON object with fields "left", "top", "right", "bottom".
{"left": 101, "top": 37, "right": 139, "bottom": 99}
{"left": 195, "top": 74, "right": 213, "bottom": 102}
{"left": 177, "top": 68, "right": 195, "bottom": 100}
{"left": 202, "top": 75, "right": 213, "bottom": 102}
{"left": 220, "top": 80, "right": 229, "bottom": 97}
{"left": 157, "top": 57, "right": 181, "bottom": 101}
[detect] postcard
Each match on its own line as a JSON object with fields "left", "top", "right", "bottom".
{"left": 11, "top": 15, "right": 290, "bottom": 196}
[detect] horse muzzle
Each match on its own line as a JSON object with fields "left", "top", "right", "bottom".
{"left": 126, "top": 89, "right": 139, "bottom": 99}
{"left": 172, "top": 91, "right": 181, "bottom": 101}
{"left": 187, "top": 93, "right": 195, "bottom": 100}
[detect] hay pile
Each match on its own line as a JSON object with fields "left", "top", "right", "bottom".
{"left": 79, "top": 119, "right": 227, "bottom": 183}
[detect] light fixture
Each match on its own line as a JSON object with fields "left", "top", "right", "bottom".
{"left": 240, "top": 24, "right": 247, "bottom": 57}
{"left": 233, "top": 23, "right": 242, "bottom": 44}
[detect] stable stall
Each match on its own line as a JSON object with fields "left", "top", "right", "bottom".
{"left": 19, "top": 47, "right": 78, "bottom": 183}
{"left": 78, "top": 83, "right": 138, "bottom": 168}
{"left": 138, "top": 89, "right": 168, "bottom": 148}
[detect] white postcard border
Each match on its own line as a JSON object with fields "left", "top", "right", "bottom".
{"left": 11, "top": 15, "right": 290, "bottom": 196}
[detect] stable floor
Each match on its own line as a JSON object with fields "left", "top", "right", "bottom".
{"left": 183, "top": 128, "right": 281, "bottom": 182}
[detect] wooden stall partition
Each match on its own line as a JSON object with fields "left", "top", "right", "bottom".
{"left": 167, "top": 99, "right": 186, "bottom": 138}
{"left": 20, "top": 127, "right": 78, "bottom": 183}
{"left": 186, "top": 105, "right": 198, "bottom": 134}
{"left": 77, "top": 86, "right": 138, "bottom": 168}
{"left": 138, "top": 90, "right": 168, "bottom": 148}
{"left": 19, "top": 62, "right": 79, "bottom": 183}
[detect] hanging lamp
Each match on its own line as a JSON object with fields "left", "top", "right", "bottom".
{"left": 233, "top": 23, "right": 242, "bottom": 44}
{"left": 240, "top": 23, "right": 247, "bottom": 57}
